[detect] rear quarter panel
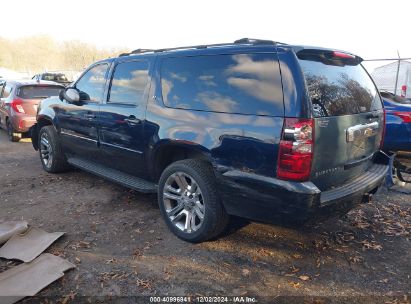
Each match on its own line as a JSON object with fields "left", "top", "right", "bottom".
{"left": 145, "top": 100, "right": 283, "bottom": 178}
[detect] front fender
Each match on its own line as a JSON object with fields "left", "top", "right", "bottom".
{"left": 31, "top": 96, "right": 61, "bottom": 150}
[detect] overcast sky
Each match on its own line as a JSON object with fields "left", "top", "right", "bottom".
{"left": 2, "top": 0, "right": 410, "bottom": 71}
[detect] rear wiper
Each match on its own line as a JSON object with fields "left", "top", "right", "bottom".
{"left": 31, "top": 96, "right": 49, "bottom": 99}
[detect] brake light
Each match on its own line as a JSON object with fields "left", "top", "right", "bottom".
{"left": 277, "top": 118, "right": 314, "bottom": 181}
{"left": 393, "top": 111, "right": 411, "bottom": 123}
{"left": 401, "top": 85, "right": 407, "bottom": 97}
{"left": 11, "top": 99, "right": 25, "bottom": 114}
{"left": 332, "top": 51, "right": 355, "bottom": 59}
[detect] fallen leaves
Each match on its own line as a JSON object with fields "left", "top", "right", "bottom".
{"left": 132, "top": 249, "right": 143, "bottom": 260}
{"left": 361, "top": 240, "right": 383, "bottom": 251}
{"left": 292, "top": 253, "right": 303, "bottom": 259}
{"left": 49, "top": 248, "right": 66, "bottom": 258}
{"left": 256, "top": 248, "right": 276, "bottom": 257}
{"left": 348, "top": 254, "right": 363, "bottom": 264}
{"left": 288, "top": 281, "right": 300, "bottom": 289}
{"left": 60, "top": 291, "right": 77, "bottom": 304}
{"left": 136, "top": 278, "right": 152, "bottom": 289}
{"left": 298, "top": 275, "right": 311, "bottom": 281}
{"left": 349, "top": 202, "right": 411, "bottom": 237}
{"left": 68, "top": 241, "right": 92, "bottom": 251}
{"left": 99, "top": 271, "right": 130, "bottom": 282}
{"left": 105, "top": 257, "right": 117, "bottom": 264}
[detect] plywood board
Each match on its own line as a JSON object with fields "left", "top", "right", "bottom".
{"left": 0, "top": 221, "right": 28, "bottom": 245}
{"left": 0, "top": 228, "right": 64, "bottom": 262}
{"left": 0, "top": 253, "right": 75, "bottom": 304}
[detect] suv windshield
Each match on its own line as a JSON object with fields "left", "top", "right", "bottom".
{"left": 18, "top": 85, "right": 63, "bottom": 99}
{"left": 299, "top": 59, "right": 382, "bottom": 117}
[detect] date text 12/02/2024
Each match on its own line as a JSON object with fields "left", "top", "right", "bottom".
{"left": 149, "top": 296, "right": 257, "bottom": 303}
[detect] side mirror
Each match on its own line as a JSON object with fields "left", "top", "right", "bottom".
{"left": 62, "top": 88, "right": 80, "bottom": 104}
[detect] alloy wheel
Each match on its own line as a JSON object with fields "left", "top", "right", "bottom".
{"left": 162, "top": 172, "right": 205, "bottom": 233}
{"left": 40, "top": 132, "right": 53, "bottom": 168}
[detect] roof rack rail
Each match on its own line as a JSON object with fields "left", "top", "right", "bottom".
{"left": 234, "top": 38, "right": 274, "bottom": 45}
{"left": 153, "top": 43, "right": 230, "bottom": 53}
{"left": 234, "top": 37, "right": 288, "bottom": 46}
{"left": 131, "top": 48, "right": 155, "bottom": 54}
{"left": 119, "top": 38, "right": 286, "bottom": 57}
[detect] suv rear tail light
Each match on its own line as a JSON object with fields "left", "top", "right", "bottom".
{"left": 393, "top": 111, "right": 411, "bottom": 123}
{"left": 277, "top": 118, "right": 314, "bottom": 182}
{"left": 11, "top": 98, "right": 25, "bottom": 114}
{"left": 401, "top": 85, "right": 407, "bottom": 97}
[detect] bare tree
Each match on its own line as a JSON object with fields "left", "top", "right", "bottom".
{"left": 0, "top": 35, "right": 126, "bottom": 74}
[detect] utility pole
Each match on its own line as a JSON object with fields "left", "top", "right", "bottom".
{"left": 394, "top": 50, "right": 400, "bottom": 95}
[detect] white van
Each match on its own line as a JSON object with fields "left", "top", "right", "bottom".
{"left": 371, "top": 60, "right": 411, "bottom": 99}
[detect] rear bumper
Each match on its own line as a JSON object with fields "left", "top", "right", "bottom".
{"left": 320, "top": 163, "right": 387, "bottom": 206}
{"left": 11, "top": 114, "right": 36, "bottom": 133}
{"left": 215, "top": 160, "right": 388, "bottom": 224}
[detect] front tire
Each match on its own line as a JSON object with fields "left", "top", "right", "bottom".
{"left": 158, "top": 159, "right": 229, "bottom": 243}
{"left": 7, "top": 120, "right": 21, "bottom": 142}
{"left": 38, "top": 126, "right": 70, "bottom": 173}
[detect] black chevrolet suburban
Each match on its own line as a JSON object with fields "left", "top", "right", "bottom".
{"left": 31, "top": 38, "right": 388, "bottom": 242}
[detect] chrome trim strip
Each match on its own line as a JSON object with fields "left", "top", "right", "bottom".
{"left": 346, "top": 121, "right": 379, "bottom": 142}
{"left": 60, "top": 130, "right": 97, "bottom": 143}
{"left": 100, "top": 141, "right": 143, "bottom": 154}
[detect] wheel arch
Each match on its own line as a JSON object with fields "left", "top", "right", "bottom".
{"left": 150, "top": 141, "right": 213, "bottom": 182}
{"left": 31, "top": 115, "right": 55, "bottom": 150}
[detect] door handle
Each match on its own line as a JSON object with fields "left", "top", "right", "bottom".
{"left": 124, "top": 115, "right": 141, "bottom": 125}
{"left": 84, "top": 113, "right": 96, "bottom": 120}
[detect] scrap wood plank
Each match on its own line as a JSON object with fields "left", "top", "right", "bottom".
{"left": 0, "top": 228, "right": 64, "bottom": 262}
{"left": 0, "top": 253, "right": 75, "bottom": 304}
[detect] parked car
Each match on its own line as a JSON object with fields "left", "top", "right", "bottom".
{"left": 32, "top": 73, "right": 71, "bottom": 87}
{"left": 372, "top": 61, "right": 411, "bottom": 99}
{"left": 0, "top": 80, "right": 64, "bottom": 142}
{"left": 380, "top": 91, "right": 411, "bottom": 152}
{"left": 30, "top": 38, "right": 388, "bottom": 242}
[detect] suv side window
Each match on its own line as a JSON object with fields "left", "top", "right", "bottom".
{"left": 108, "top": 60, "right": 149, "bottom": 105}
{"left": 160, "top": 53, "right": 283, "bottom": 116}
{"left": 75, "top": 63, "right": 109, "bottom": 102}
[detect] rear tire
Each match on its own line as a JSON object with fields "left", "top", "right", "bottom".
{"left": 38, "top": 125, "right": 70, "bottom": 173}
{"left": 158, "top": 159, "right": 229, "bottom": 243}
{"left": 7, "top": 120, "right": 21, "bottom": 142}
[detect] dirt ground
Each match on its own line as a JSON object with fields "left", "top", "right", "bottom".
{"left": 0, "top": 130, "right": 410, "bottom": 304}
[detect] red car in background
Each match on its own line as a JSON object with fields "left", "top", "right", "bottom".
{"left": 0, "top": 80, "right": 64, "bottom": 142}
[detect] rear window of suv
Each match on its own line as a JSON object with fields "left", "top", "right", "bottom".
{"left": 160, "top": 53, "right": 283, "bottom": 116}
{"left": 299, "top": 59, "right": 382, "bottom": 117}
{"left": 17, "top": 85, "right": 63, "bottom": 99}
